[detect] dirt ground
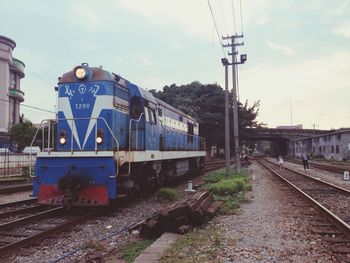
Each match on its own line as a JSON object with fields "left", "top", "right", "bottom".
{"left": 212, "top": 161, "right": 336, "bottom": 262}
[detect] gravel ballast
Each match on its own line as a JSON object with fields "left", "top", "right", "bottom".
{"left": 1, "top": 161, "right": 344, "bottom": 262}
{"left": 214, "top": 162, "right": 336, "bottom": 262}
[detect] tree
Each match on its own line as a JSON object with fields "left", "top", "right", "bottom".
{"left": 150, "top": 82, "right": 264, "bottom": 148}
{"left": 10, "top": 119, "right": 36, "bottom": 152}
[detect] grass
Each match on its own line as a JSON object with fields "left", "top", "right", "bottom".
{"left": 162, "top": 226, "right": 222, "bottom": 263}
{"left": 119, "top": 239, "right": 153, "bottom": 263}
{"left": 156, "top": 187, "right": 177, "bottom": 201}
{"left": 203, "top": 169, "right": 227, "bottom": 183}
{"left": 207, "top": 175, "right": 251, "bottom": 196}
{"left": 204, "top": 169, "right": 251, "bottom": 214}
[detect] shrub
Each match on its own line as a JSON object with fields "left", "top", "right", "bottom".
{"left": 156, "top": 187, "right": 177, "bottom": 201}
{"left": 207, "top": 176, "right": 250, "bottom": 196}
{"left": 204, "top": 169, "right": 226, "bottom": 183}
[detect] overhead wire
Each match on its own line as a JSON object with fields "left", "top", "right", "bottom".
{"left": 0, "top": 97, "right": 56, "bottom": 114}
{"left": 206, "top": 0, "right": 227, "bottom": 58}
{"left": 239, "top": 0, "right": 244, "bottom": 34}
{"left": 218, "top": 0, "right": 229, "bottom": 36}
{"left": 231, "top": 0, "right": 237, "bottom": 34}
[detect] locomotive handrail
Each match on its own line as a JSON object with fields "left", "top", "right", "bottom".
{"left": 29, "top": 120, "right": 51, "bottom": 178}
{"left": 123, "top": 113, "right": 145, "bottom": 177}
{"left": 28, "top": 117, "right": 120, "bottom": 178}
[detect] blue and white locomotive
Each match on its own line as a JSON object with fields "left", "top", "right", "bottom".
{"left": 32, "top": 63, "right": 206, "bottom": 206}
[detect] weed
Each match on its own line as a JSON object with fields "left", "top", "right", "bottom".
{"left": 119, "top": 239, "right": 153, "bottom": 263}
{"left": 204, "top": 169, "right": 226, "bottom": 183}
{"left": 156, "top": 187, "right": 177, "bottom": 201}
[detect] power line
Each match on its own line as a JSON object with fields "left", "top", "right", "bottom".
{"left": 239, "top": 0, "right": 243, "bottom": 33}
{"left": 231, "top": 0, "right": 237, "bottom": 33}
{"left": 218, "top": 0, "right": 229, "bottom": 35}
{"left": 207, "top": 0, "right": 227, "bottom": 58}
{"left": 0, "top": 97, "right": 55, "bottom": 114}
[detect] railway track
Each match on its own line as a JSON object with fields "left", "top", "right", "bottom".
{"left": 0, "top": 183, "right": 32, "bottom": 194}
{"left": 0, "top": 160, "right": 227, "bottom": 257}
{"left": 258, "top": 158, "right": 350, "bottom": 262}
{"left": 202, "top": 159, "right": 243, "bottom": 172}
{"left": 0, "top": 198, "right": 43, "bottom": 222}
{"left": 0, "top": 206, "right": 97, "bottom": 255}
{"left": 287, "top": 159, "right": 349, "bottom": 174}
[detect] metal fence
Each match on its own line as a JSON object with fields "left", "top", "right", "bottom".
{"left": 0, "top": 152, "right": 36, "bottom": 178}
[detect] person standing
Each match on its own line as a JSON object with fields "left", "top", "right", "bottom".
{"left": 302, "top": 151, "right": 309, "bottom": 170}
{"left": 278, "top": 155, "right": 284, "bottom": 170}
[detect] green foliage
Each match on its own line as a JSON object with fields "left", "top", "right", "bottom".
{"left": 120, "top": 240, "right": 153, "bottom": 263}
{"left": 10, "top": 119, "right": 36, "bottom": 152}
{"left": 204, "top": 169, "right": 227, "bottom": 183}
{"left": 216, "top": 192, "right": 247, "bottom": 214}
{"left": 204, "top": 169, "right": 251, "bottom": 214}
{"left": 207, "top": 176, "right": 251, "bottom": 196}
{"left": 156, "top": 187, "right": 177, "bottom": 201}
{"left": 149, "top": 82, "right": 264, "bottom": 148}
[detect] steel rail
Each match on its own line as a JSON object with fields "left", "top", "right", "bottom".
{"left": 0, "top": 210, "right": 96, "bottom": 254}
{"left": 258, "top": 159, "right": 350, "bottom": 240}
{"left": 264, "top": 158, "right": 350, "bottom": 195}
{"left": 0, "top": 198, "right": 37, "bottom": 209}
{"left": 287, "top": 159, "right": 347, "bottom": 174}
{"left": 0, "top": 204, "right": 44, "bottom": 219}
{"left": 0, "top": 207, "right": 63, "bottom": 231}
{"left": 0, "top": 183, "right": 32, "bottom": 194}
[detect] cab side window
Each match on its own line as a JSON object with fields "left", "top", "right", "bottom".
{"left": 146, "top": 107, "right": 156, "bottom": 124}
{"left": 130, "top": 96, "right": 143, "bottom": 118}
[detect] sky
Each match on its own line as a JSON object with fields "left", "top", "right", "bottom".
{"left": 1, "top": 0, "right": 350, "bottom": 130}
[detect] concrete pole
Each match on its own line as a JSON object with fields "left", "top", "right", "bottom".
{"left": 222, "top": 58, "right": 230, "bottom": 177}
{"left": 231, "top": 36, "right": 241, "bottom": 172}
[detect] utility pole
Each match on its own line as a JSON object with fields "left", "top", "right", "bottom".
{"left": 222, "top": 34, "right": 246, "bottom": 173}
{"left": 221, "top": 58, "right": 230, "bottom": 177}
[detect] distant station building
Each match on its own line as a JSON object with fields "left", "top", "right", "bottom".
{"left": 294, "top": 129, "right": 350, "bottom": 161}
{"left": 0, "top": 35, "right": 25, "bottom": 148}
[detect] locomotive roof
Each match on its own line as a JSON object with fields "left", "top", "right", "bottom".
{"left": 155, "top": 98, "right": 197, "bottom": 123}
{"left": 58, "top": 65, "right": 197, "bottom": 123}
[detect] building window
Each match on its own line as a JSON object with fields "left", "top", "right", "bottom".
{"left": 331, "top": 145, "right": 334, "bottom": 153}
{"left": 336, "top": 145, "right": 340, "bottom": 154}
{"left": 323, "top": 146, "right": 326, "bottom": 153}
{"left": 319, "top": 146, "right": 322, "bottom": 153}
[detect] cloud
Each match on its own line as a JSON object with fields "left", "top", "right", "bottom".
{"left": 119, "top": 0, "right": 213, "bottom": 38}
{"left": 266, "top": 41, "right": 298, "bottom": 56}
{"left": 76, "top": 8, "right": 101, "bottom": 31}
{"left": 333, "top": 23, "right": 350, "bottom": 38}
{"left": 331, "top": 0, "right": 349, "bottom": 16}
{"left": 240, "top": 51, "right": 350, "bottom": 128}
{"left": 139, "top": 56, "right": 159, "bottom": 66}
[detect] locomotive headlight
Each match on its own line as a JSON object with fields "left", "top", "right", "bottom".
{"left": 74, "top": 66, "right": 86, "bottom": 80}
{"left": 59, "top": 137, "right": 66, "bottom": 145}
{"left": 96, "top": 129, "right": 104, "bottom": 144}
{"left": 59, "top": 130, "right": 67, "bottom": 145}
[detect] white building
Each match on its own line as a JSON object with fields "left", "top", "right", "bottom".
{"left": 0, "top": 35, "right": 25, "bottom": 147}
